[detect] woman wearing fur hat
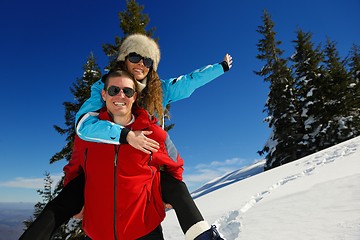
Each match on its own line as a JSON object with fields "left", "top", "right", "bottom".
{"left": 76, "top": 34, "right": 232, "bottom": 240}
{"left": 20, "top": 33, "right": 232, "bottom": 240}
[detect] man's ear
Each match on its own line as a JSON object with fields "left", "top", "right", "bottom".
{"left": 101, "top": 89, "right": 106, "bottom": 102}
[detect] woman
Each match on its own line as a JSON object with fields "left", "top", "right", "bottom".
{"left": 75, "top": 34, "right": 231, "bottom": 240}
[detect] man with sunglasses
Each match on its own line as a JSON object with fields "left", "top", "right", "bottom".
{"left": 63, "top": 70, "right": 184, "bottom": 239}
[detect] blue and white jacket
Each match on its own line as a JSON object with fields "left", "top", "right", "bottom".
{"left": 75, "top": 62, "right": 227, "bottom": 144}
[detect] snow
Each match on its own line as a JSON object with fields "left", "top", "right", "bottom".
{"left": 162, "top": 136, "right": 360, "bottom": 240}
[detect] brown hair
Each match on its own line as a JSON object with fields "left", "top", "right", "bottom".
{"left": 103, "top": 69, "right": 139, "bottom": 93}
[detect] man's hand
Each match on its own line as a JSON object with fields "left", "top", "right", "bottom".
{"left": 126, "top": 130, "right": 160, "bottom": 154}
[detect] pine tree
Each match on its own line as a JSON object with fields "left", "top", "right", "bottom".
{"left": 50, "top": 53, "right": 102, "bottom": 164}
{"left": 315, "top": 38, "right": 351, "bottom": 148}
{"left": 23, "top": 172, "right": 71, "bottom": 239}
{"left": 23, "top": 172, "right": 54, "bottom": 229}
{"left": 102, "top": 0, "right": 156, "bottom": 70}
{"left": 255, "top": 10, "right": 300, "bottom": 170}
{"left": 290, "top": 29, "right": 325, "bottom": 156}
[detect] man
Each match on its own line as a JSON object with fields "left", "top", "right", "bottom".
{"left": 63, "top": 70, "right": 184, "bottom": 239}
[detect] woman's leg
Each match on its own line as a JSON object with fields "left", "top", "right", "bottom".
{"left": 19, "top": 173, "right": 85, "bottom": 240}
{"left": 161, "top": 171, "right": 224, "bottom": 240}
{"left": 160, "top": 171, "right": 205, "bottom": 233}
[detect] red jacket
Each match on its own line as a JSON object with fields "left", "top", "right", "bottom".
{"left": 64, "top": 106, "right": 184, "bottom": 240}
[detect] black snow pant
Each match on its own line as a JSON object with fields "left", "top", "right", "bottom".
{"left": 160, "top": 171, "right": 204, "bottom": 233}
{"left": 19, "top": 171, "right": 204, "bottom": 239}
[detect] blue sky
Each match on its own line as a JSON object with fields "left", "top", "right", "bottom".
{"left": 0, "top": 0, "right": 359, "bottom": 203}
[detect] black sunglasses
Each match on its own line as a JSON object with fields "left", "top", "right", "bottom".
{"left": 107, "top": 86, "right": 136, "bottom": 98}
{"left": 127, "top": 52, "right": 153, "bottom": 68}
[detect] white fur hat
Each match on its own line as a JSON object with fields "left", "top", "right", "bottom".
{"left": 117, "top": 33, "right": 161, "bottom": 71}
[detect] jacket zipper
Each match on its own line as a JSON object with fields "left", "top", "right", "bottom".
{"left": 84, "top": 148, "right": 88, "bottom": 179}
{"left": 149, "top": 153, "right": 154, "bottom": 175}
{"left": 113, "top": 145, "right": 120, "bottom": 240}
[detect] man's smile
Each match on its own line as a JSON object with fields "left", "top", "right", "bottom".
{"left": 114, "top": 102, "right": 126, "bottom": 106}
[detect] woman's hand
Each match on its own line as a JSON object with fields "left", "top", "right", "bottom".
{"left": 73, "top": 207, "right": 84, "bottom": 220}
{"left": 224, "top": 53, "right": 233, "bottom": 69}
{"left": 163, "top": 202, "right": 173, "bottom": 210}
{"left": 126, "top": 130, "right": 160, "bottom": 154}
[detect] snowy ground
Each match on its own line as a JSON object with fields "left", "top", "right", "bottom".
{"left": 162, "top": 136, "right": 360, "bottom": 240}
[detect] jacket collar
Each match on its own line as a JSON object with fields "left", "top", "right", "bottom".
{"left": 98, "top": 105, "right": 158, "bottom": 130}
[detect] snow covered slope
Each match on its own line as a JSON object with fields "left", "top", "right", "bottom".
{"left": 191, "top": 160, "right": 265, "bottom": 199}
{"left": 163, "top": 136, "right": 360, "bottom": 240}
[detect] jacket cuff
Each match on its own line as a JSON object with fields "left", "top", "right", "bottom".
{"left": 220, "top": 61, "right": 230, "bottom": 72}
{"left": 119, "top": 128, "right": 130, "bottom": 144}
